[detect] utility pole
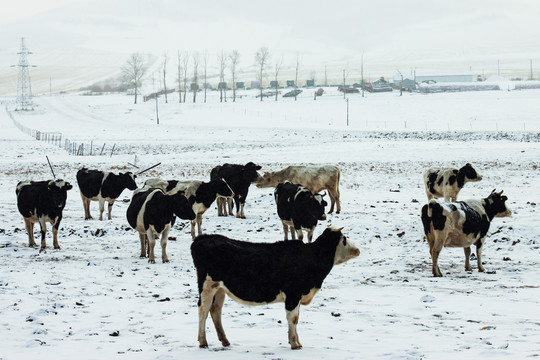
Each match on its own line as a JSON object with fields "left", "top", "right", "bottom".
{"left": 11, "top": 37, "right": 36, "bottom": 111}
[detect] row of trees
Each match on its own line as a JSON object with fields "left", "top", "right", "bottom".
{"left": 121, "top": 47, "right": 316, "bottom": 104}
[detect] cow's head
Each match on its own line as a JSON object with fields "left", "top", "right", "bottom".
{"left": 172, "top": 192, "right": 196, "bottom": 220}
{"left": 296, "top": 189, "right": 327, "bottom": 221}
{"left": 121, "top": 172, "right": 138, "bottom": 191}
{"left": 461, "top": 163, "right": 482, "bottom": 182}
{"left": 485, "top": 189, "right": 511, "bottom": 219}
{"left": 242, "top": 162, "right": 262, "bottom": 184}
{"left": 313, "top": 192, "right": 328, "bottom": 220}
{"left": 256, "top": 172, "right": 277, "bottom": 188}
{"left": 49, "top": 179, "right": 73, "bottom": 191}
{"left": 212, "top": 178, "right": 234, "bottom": 198}
{"left": 318, "top": 227, "right": 360, "bottom": 265}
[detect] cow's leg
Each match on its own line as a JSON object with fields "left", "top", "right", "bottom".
{"left": 24, "top": 218, "right": 36, "bottom": 247}
{"left": 238, "top": 201, "right": 246, "bottom": 219}
{"left": 291, "top": 226, "right": 297, "bottom": 240}
{"left": 107, "top": 200, "right": 114, "bottom": 220}
{"left": 476, "top": 240, "right": 485, "bottom": 272}
{"left": 210, "top": 288, "right": 230, "bottom": 347}
{"left": 146, "top": 229, "right": 156, "bottom": 264}
{"left": 307, "top": 227, "right": 315, "bottom": 243}
{"left": 464, "top": 246, "right": 472, "bottom": 271}
{"left": 282, "top": 221, "right": 289, "bottom": 240}
{"left": 335, "top": 185, "right": 341, "bottom": 213}
{"left": 196, "top": 213, "right": 204, "bottom": 236}
{"left": 38, "top": 218, "right": 47, "bottom": 250}
{"left": 234, "top": 197, "right": 243, "bottom": 218}
{"left": 190, "top": 219, "right": 197, "bottom": 240}
{"left": 160, "top": 226, "right": 170, "bottom": 263}
{"left": 139, "top": 233, "right": 146, "bottom": 258}
{"left": 52, "top": 221, "right": 61, "bottom": 250}
{"left": 216, "top": 198, "right": 223, "bottom": 216}
{"left": 85, "top": 198, "right": 93, "bottom": 219}
{"left": 227, "top": 198, "right": 234, "bottom": 216}
{"left": 285, "top": 299, "right": 302, "bottom": 350}
{"left": 296, "top": 228, "right": 303, "bottom": 241}
{"left": 80, "top": 194, "right": 92, "bottom": 220}
{"left": 198, "top": 280, "right": 219, "bottom": 348}
{"left": 98, "top": 198, "right": 105, "bottom": 221}
{"left": 430, "top": 236, "right": 444, "bottom": 277}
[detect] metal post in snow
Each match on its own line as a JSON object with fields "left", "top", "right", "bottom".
{"left": 100, "top": 143, "right": 106, "bottom": 156}
{"left": 110, "top": 144, "right": 116, "bottom": 158}
{"left": 346, "top": 98, "right": 349, "bottom": 126}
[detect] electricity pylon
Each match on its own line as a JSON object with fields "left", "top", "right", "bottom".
{"left": 11, "top": 37, "right": 36, "bottom": 111}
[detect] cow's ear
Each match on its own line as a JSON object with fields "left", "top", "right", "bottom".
{"left": 256, "top": 165, "right": 262, "bottom": 170}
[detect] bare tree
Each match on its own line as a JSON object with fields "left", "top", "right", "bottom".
{"left": 121, "top": 52, "right": 147, "bottom": 104}
{"left": 295, "top": 53, "right": 301, "bottom": 101}
{"left": 162, "top": 52, "right": 168, "bottom": 103}
{"left": 218, "top": 50, "right": 228, "bottom": 102}
{"left": 182, "top": 51, "right": 189, "bottom": 103}
{"left": 176, "top": 51, "right": 183, "bottom": 103}
{"left": 203, "top": 50, "right": 208, "bottom": 103}
{"left": 361, "top": 53, "right": 365, "bottom": 97}
{"left": 255, "top": 47, "right": 270, "bottom": 101}
{"left": 192, "top": 52, "right": 199, "bottom": 103}
{"left": 229, "top": 50, "right": 240, "bottom": 102}
{"left": 273, "top": 56, "right": 283, "bottom": 101}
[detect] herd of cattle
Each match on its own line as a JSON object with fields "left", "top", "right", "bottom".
{"left": 14, "top": 161, "right": 512, "bottom": 349}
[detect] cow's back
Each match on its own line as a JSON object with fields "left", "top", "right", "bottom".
{"left": 192, "top": 235, "right": 318, "bottom": 302}
{"left": 285, "top": 165, "right": 339, "bottom": 193}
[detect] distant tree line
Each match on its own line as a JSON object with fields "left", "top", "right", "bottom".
{"left": 119, "top": 47, "right": 330, "bottom": 104}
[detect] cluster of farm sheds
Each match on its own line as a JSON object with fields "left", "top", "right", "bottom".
{"left": 140, "top": 74, "right": 540, "bottom": 100}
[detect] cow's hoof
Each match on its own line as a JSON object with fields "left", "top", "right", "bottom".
{"left": 290, "top": 344, "right": 303, "bottom": 350}
{"left": 221, "top": 340, "right": 230, "bottom": 347}
{"left": 478, "top": 268, "right": 485, "bottom": 272}
{"left": 163, "top": 259, "right": 170, "bottom": 263}
{"left": 39, "top": 248, "right": 46, "bottom": 253}
{"left": 465, "top": 266, "right": 472, "bottom": 271}
{"left": 199, "top": 343, "right": 209, "bottom": 349}
{"left": 148, "top": 259, "right": 156, "bottom": 264}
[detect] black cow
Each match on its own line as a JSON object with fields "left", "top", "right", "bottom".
{"left": 275, "top": 181, "right": 327, "bottom": 242}
{"left": 191, "top": 227, "right": 360, "bottom": 349}
{"left": 210, "top": 162, "right": 261, "bottom": 219}
{"left": 424, "top": 163, "right": 482, "bottom": 202}
{"left": 76, "top": 168, "right": 138, "bottom": 220}
{"left": 16, "top": 179, "right": 73, "bottom": 250}
{"left": 126, "top": 187, "right": 196, "bottom": 263}
{"left": 421, "top": 189, "right": 511, "bottom": 277}
{"left": 144, "top": 178, "right": 234, "bottom": 239}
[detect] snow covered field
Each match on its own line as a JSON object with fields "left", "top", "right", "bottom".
{"left": 0, "top": 89, "right": 539, "bottom": 359}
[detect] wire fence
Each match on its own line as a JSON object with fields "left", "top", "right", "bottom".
{"left": 5, "top": 105, "right": 115, "bottom": 156}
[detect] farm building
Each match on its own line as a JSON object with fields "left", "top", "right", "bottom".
{"left": 415, "top": 73, "right": 474, "bottom": 83}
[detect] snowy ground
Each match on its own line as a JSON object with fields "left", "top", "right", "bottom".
{"left": 0, "top": 89, "right": 539, "bottom": 359}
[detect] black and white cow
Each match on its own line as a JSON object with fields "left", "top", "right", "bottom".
{"left": 76, "top": 168, "right": 138, "bottom": 220}
{"left": 210, "top": 162, "right": 262, "bottom": 219}
{"left": 191, "top": 227, "right": 360, "bottom": 349}
{"left": 421, "top": 189, "right": 511, "bottom": 277}
{"left": 126, "top": 187, "right": 196, "bottom": 263}
{"left": 144, "top": 178, "right": 234, "bottom": 239}
{"left": 424, "top": 163, "right": 482, "bottom": 201}
{"left": 274, "top": 181, "right": 328, "bottom": 242}
{"left": 16, "top": 179, "right": 73, "bottom": 250}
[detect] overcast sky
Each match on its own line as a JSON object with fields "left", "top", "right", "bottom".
{"left": 1, "top": 0, "right": 540, "bottom": 93}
